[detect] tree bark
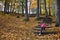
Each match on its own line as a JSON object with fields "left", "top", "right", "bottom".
{"left": 25, "top": 0, "right": 29, "bottom": 21}
{"left": 55, "top": 0, "right": 60, "bottom": 26}
{"left": 40, "top": 0, "right": 41, "bottom": 15}
{"left": 48, "top": 0, "right": 51, "bottom": 16}
{"left": 36, "top": 0, "right": 40, "bottom": 20}
{"left": 4, "top": 0, "right": 7, "bottom": 14}
{"left": 7, "top": 2, "right": 9, "bottom": 13}
{"left": 22, "top": 2, "right": 24, "bottom": 16}
{"left": 44, "top": 0, "right": 48, "bottom": 17}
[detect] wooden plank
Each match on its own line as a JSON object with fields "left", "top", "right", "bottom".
{"left": 34, "top": 31, "right": 58, "bottom": 35}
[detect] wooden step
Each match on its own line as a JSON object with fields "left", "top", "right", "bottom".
{"left": 33, "top": 28, "right": 56, "bottom": 32}
{"left": 34, "top": 31, "right": 58, "bottom": 35}
{"left": 34, "top": 26, "right": 51, "bottom": 28}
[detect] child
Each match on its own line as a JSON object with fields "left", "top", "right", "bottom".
{"left": 39, "top": 22, "right": 47, "bottom": 35}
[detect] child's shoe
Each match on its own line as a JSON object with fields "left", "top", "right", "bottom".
{"left": 39, "top": 33, "right": 41, "bottom": 35}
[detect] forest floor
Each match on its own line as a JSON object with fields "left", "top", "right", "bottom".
{"left": 0, "top": 13, "right": 60, "bottom": 40}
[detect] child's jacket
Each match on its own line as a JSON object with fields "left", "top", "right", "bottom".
{"left": 40, "top": 23, "right": 46, "bottom": 28}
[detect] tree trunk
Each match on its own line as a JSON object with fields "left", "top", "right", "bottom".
{"left": 48, "top": 0, "right": 51, "bottom": 16}
{"left": 7, "top": 2, "right": 9, "bottom": 13}
{"left": 4, "top": 0, "right": 9, "bottom": 14}
{"left": 10, "top": 2, "right": 12, "bottom": 12}
{"left": 22, "top": 2, "right": 24, "bottom": 16}
{"left": 55, "top": 0, "right": 60, "bottom": 26}
{"left": 4, "top": 0, "right": 7, "bottom": 14}
{"left": 40, "top": 0, "right": 41, "bottom": 15}
{"left": 44, "top": 0, "right": 48, "bottom": 17}
{"left": 36, "top": 0, "right": 40, "bottom": 20}
{"left": 13, "top": 0, "right": 16, "bottom": 14}
{"left": 25, "top": 0, "right": 29, "bottom": 21}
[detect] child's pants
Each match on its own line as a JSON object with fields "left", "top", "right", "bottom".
{"left": 40, "top": 27, "right": 45, "bottom": 34}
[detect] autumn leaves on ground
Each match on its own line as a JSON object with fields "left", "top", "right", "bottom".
{"left": 0, "top": 13, "right": 60, "bottom": 40}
